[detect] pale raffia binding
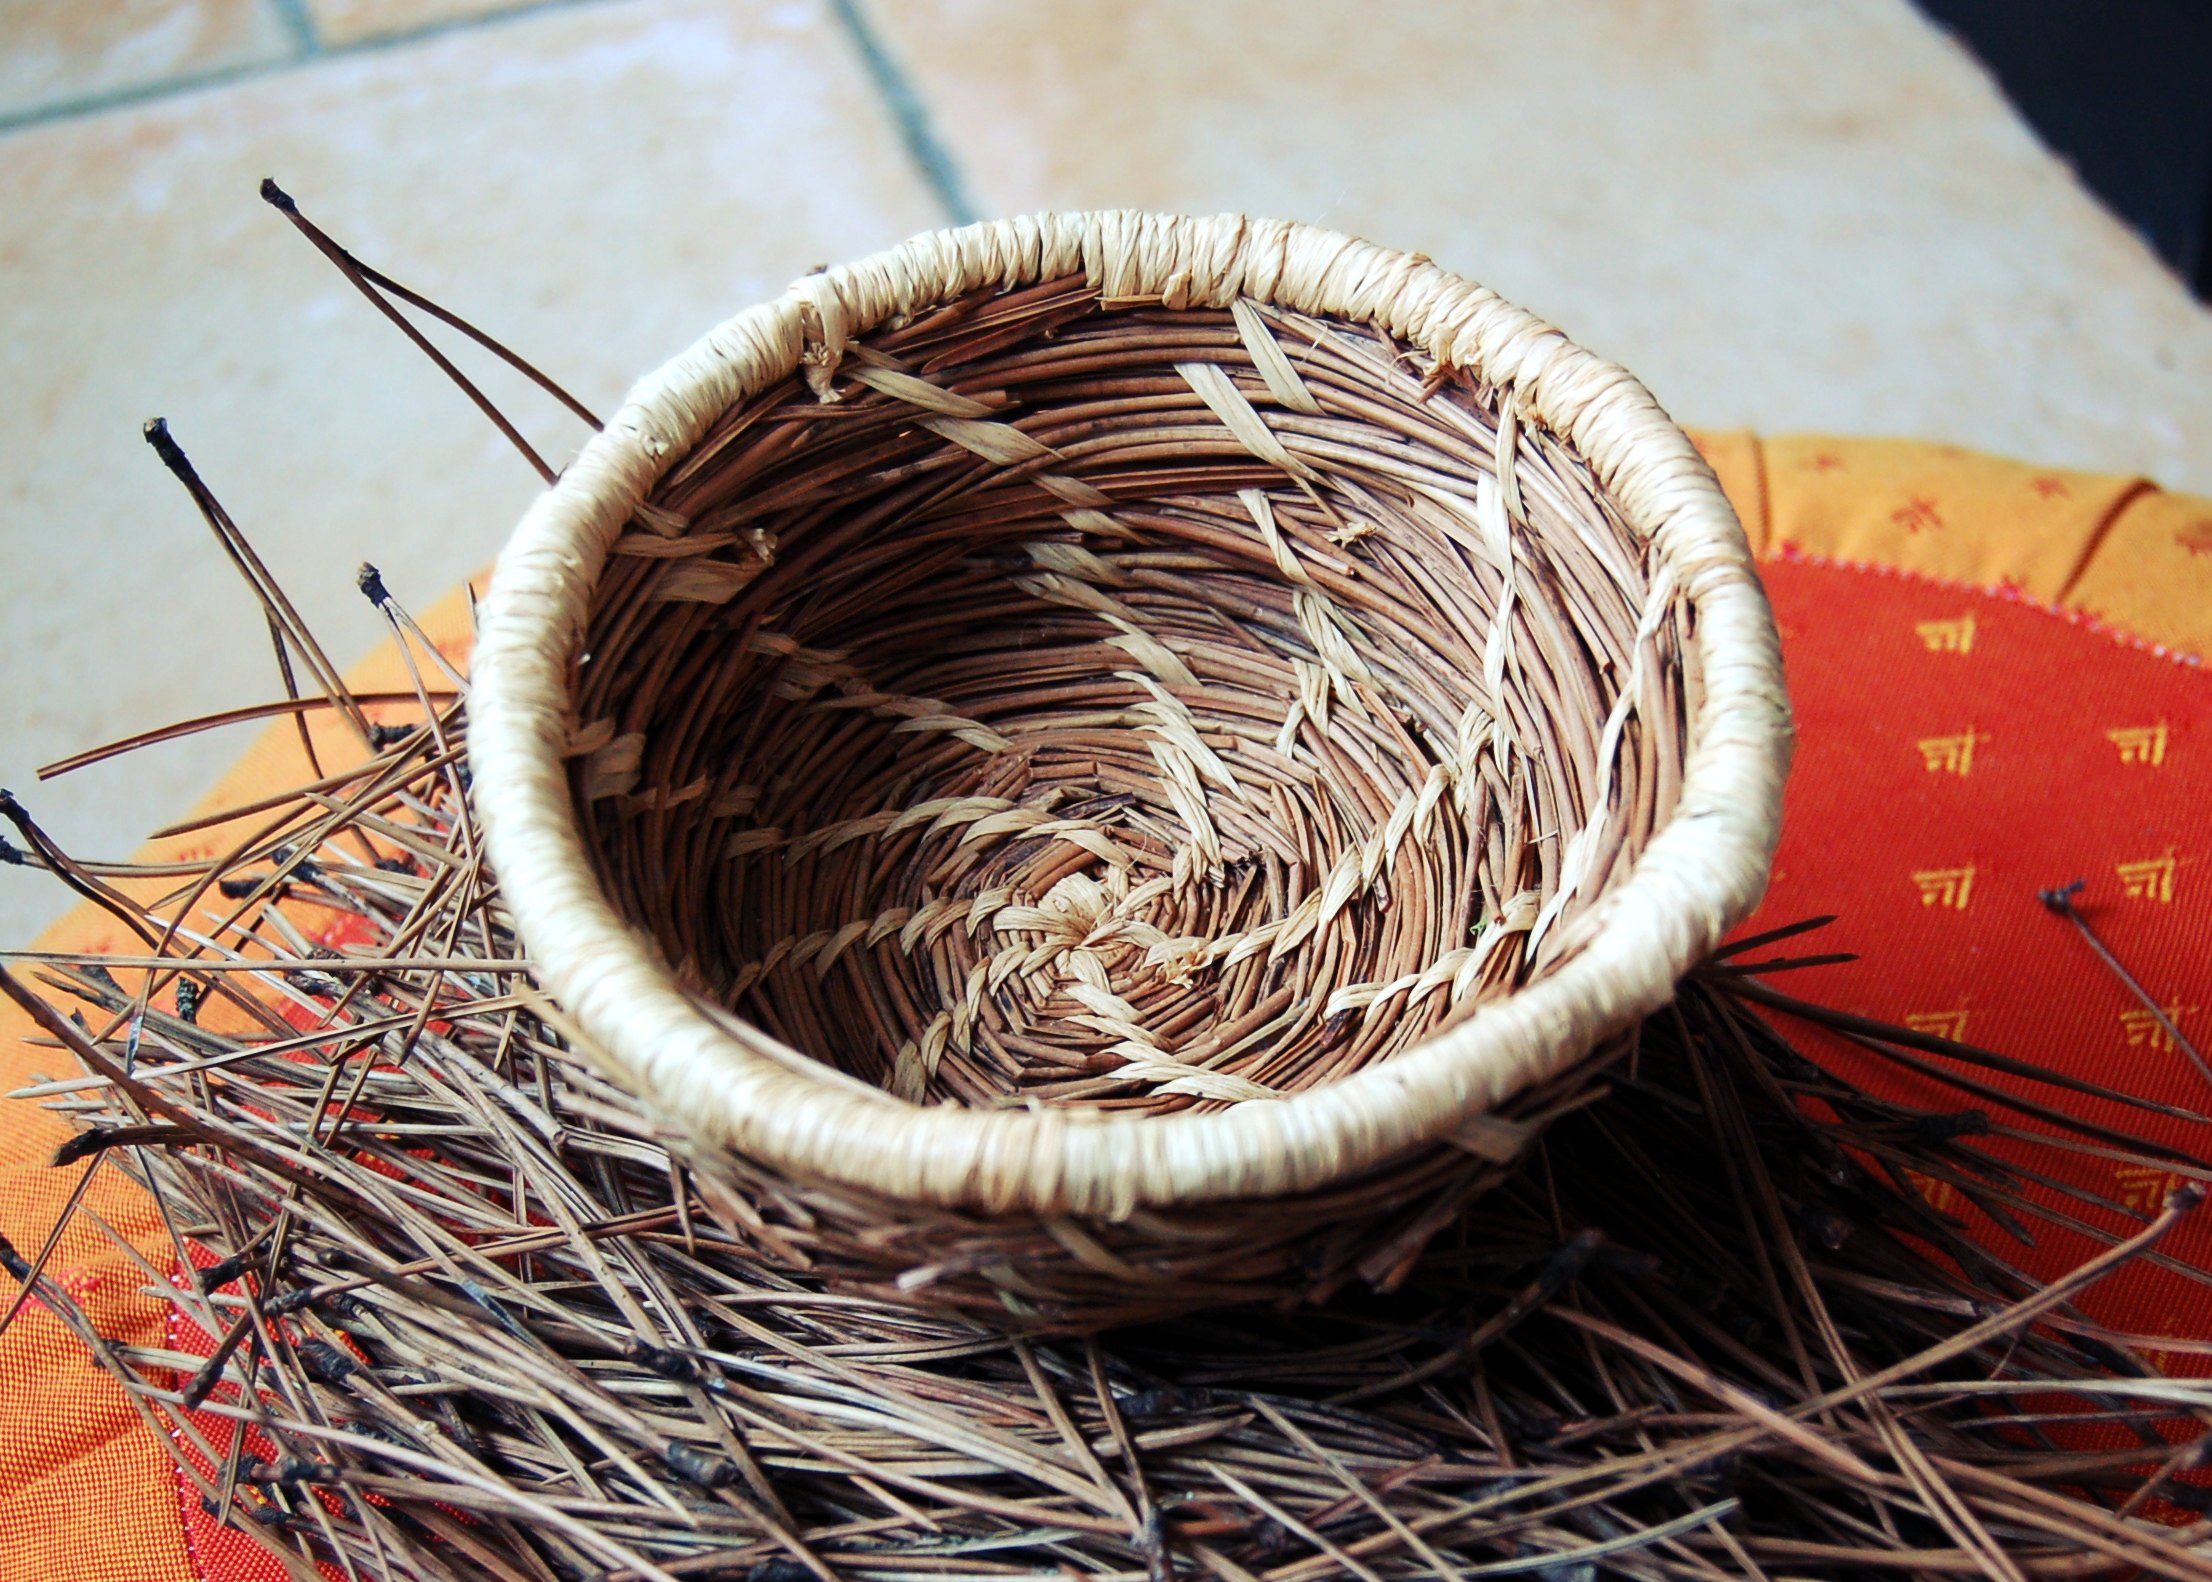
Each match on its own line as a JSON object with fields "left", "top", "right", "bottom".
{"left": 469, "top": 212, "right": 1790, "bottom": 1324}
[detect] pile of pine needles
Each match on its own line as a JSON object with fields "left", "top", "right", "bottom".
{"left": 9, "top": 694, "right": 2212, "bottom": 1578}
{"left": 4, "top": 187, "right": 2211, "bottom": 1581}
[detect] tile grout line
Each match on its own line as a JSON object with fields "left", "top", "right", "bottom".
{"left": 0, "top": 0, "right": 615, "bottom": 139}
{"left": 0, "top": 57, "right": 287, "bottom": 137}
{"left": 269, "top": 0, "right": 325, "bottom": 57}
{"left": 825, "top": 0, "right": 979, "bottom": 226}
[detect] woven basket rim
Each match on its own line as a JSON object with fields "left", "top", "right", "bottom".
{"left": 469, "top": 210, "right": 1791, "bottom": 1217}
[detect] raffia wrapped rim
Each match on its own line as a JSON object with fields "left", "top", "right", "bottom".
{"left": 470, "top": 211, "right": 1790, "bottom": 1220}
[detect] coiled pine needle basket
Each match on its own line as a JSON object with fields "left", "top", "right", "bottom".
{"left": 470, "top": 212, "right": 1791, "bottom": 1326}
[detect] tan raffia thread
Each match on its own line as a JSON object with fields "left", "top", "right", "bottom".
{"left": 470, "top": 212, "right": 1790, "bottom": 1240}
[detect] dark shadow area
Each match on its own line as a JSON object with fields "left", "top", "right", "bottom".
{"left": 1918, "top": 0, "right": 2212, "bottom": 297}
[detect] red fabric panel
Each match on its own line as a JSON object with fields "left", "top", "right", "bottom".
{"left": 1750, "top": 551, "right": 2212, "bottom": 1369}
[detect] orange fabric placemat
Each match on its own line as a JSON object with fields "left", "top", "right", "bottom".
{"left": 0, "top": 585, "right": 477, "bottom": 1582}
{"left": 1695, "top": 429, "right": 2212, "bottom": 657}
{"left": 2, "top": 435, "right": 2207, "bottom": 1579}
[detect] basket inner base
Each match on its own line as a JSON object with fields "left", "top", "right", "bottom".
{"left": 567, "top": 277, "right": 1687, "bottom": 1114}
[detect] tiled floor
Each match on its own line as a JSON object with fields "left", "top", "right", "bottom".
{"left": 0, "top": 0, "right": 296, "bottom": 123}
{"left": 3, "top": 0, "right": 2209, "bottom": 945}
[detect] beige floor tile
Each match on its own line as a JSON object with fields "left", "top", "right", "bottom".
{"left": 865, "top": 0, "right": 2212, "bottom": 497}
{"left": 302, "top": 0, "right": 534, "bottom": 48}
{"left": 0, "top": 0, "right": 295, "bottom": 121}
{"left": 0, "top": 0, "right": 943, "bottom": 945}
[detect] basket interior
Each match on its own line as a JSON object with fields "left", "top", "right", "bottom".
{"left": 564, "top": 278, "right": 1690, "bottom": 1114}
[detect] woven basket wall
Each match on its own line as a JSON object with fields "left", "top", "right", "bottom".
{"left": 469, "top": 212, "right": 1791, "bottom": 1329}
